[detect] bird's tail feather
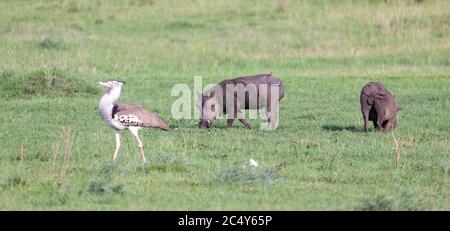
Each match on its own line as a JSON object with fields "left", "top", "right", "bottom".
{"left": 157, "top": 117, "right": 171, "bottom": 131}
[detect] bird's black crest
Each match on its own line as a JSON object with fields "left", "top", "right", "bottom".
{"left": 107, "top": 80, "right": 126, "bottom": 84}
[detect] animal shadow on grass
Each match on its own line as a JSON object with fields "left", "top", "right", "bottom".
{"left": 322, "top": 124, "right": 362, "bottom": 133}
{"left": 194, "top": 122, "right": 251, "bottom": 129}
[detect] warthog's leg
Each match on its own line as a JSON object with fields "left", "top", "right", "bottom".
{"left": 236, "top": 110, "right": 251, "bottom": 129}
{"left": 376, "top": 117, "right": 385, "bottom": 132}
{"left": 264, "top": 93, "right": 280, "bottom": 129}
{"left": 266, "top": 108, "right": 279, "bottom": 129}
{"left": 386, "top": 116, "right": 398, "bottom": 131}
{"left": 362, "top": 109, "right": 370, "bottom": 133}
{"left": 238, "top": 118, "right": 251, "bottom": 129}
{"left": 372, "top": 120, "right": 378, "bottom": 129}
{"left": 382, "top": 119, "right": 394, "bottom": 132}
{"left": 227, "top": 119, "right": 234, "bottom": 128}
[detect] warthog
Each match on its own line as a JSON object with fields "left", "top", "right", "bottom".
{"left": 360, "top": 82, "right": 401, "bottom": 132}
{"left": 198, "top": 73, "right": 285, "bottom": 129}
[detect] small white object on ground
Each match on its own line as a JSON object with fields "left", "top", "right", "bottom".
{"left": 249, "top": 159, "right": 259, "bottom": 168}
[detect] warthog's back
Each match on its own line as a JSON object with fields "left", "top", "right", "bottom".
{"left": 219, "top": 73, "right": 285, "bottom": 100}
{"left": 361, "top": 82, "right": 386, "bottom": 99}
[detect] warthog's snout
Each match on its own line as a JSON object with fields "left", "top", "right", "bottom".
{"left": 198, "top": 119, "right": 213, "bottom": 128}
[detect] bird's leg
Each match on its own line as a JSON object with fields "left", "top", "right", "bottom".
{"left": 129, "top": 128, "right": 147, "bottom": 164}
{"left": 112, "top": 130, "right": 121, "bottom": 163}
{"left": 136, "top": 135, "right": 147, "bottom": 164}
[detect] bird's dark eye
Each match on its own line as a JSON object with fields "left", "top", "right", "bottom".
{"left": 211, "top": 104, "right": 215, "bottom": 111}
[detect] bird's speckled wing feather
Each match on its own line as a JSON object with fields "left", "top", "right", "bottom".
{"left": 112, "top": 103, "right": 171, "bottom": 131}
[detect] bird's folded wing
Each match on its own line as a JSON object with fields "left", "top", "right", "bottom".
{"left": 114, "top": 103, "right": 171, "bottom": 131}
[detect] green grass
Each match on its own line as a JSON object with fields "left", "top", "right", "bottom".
{"left": 0, "top": 0, "right": 449, "bottom": 210}
{"left": 0, "top": 69, "right": 99, "bottom": 98}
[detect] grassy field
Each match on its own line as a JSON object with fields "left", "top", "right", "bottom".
{"left": 0, "top": 0, "right": 449, "bottom": 210}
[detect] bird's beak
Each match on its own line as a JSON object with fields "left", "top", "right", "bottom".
{"left": 99, "top": 82, "right": 110, "bottom": 87}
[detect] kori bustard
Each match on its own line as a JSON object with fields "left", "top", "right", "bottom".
{"left": 98, "top": 80, "right": 170, "bottom": 164}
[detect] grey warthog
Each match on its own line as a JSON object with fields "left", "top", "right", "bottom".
{"left": 197, "top": 73, "right": 285, "bottom": 129}
{"left": 360, "top": 82, "right": 401, "bottom": 132}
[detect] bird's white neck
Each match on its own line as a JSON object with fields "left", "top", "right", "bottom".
{"left": 99, "top": 86, "right": 122, "bottom": 123}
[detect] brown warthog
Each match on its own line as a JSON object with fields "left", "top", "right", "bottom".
{"left": 198, "top": 73, "right": 285, "bottom": 129}
{"left": 360, "top": 82, "right": 401, "bottom": 132}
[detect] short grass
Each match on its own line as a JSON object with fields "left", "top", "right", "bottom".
{"left": 0, "top": 0, "right": 449, "bottom": 210}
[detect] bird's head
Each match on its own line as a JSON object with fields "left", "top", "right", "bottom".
{"left": 99, "top": 80, "right": 125, "bottom": 90}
